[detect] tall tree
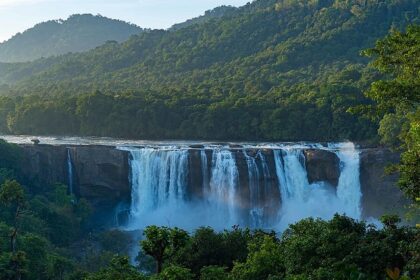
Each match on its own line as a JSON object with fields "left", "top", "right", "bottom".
{"left": 360, "top": 25, "right": 420, "bottom": 204}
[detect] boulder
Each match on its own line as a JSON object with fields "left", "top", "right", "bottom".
{"left": 304, "top": 149, "right": 340, "bottom": 187}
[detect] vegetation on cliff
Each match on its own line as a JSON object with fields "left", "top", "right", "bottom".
{"left": 354, "top": 25, "right": 420, "bottom": 209}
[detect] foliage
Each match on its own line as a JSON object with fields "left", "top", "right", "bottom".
{"left": 171, "top": 6, "right": 238, "bottom": 31}
{"left": 85, "top": 256, "right": 146, "bottom": 280}
{"left": 156, "top": 265, "right": 194, "bottom": 280}
{"left": 199, "top": 266, "right": 228, "bottom": 280}
{"left": 122, "top": 216, "right": 420, "bottom": 280}
{"left": 141, "top": 226, "right": 189, "bottom": 273}
{"left": 359, "top": 25, "right": 420, "bottom": 204}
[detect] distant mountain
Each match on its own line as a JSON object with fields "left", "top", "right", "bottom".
{"left": 171, "top": 5, "right": 238, "bottom": 30}
{"left": 0, "top": 14, "right": 143, "bottom": 63}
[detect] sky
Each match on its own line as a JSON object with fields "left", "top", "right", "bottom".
{"left": 0, "top": 0, "right": 250, "bottom": 42}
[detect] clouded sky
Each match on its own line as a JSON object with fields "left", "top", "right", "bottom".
{"left": 0, "top": 0, "right": 250, "bottom": 42}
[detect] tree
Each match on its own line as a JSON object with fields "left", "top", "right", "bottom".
{"left": 380, "top": 215, "right": 401, "bottom": 230}
{"left": 230, "top": 235, "right": 284, "bottom": 280}
{"left": 45, "top": 254, "right": 74, "bottom": 280}
{"left": 157, "top": 265, "right": 194, "bottom": 280}
{"left": 199, "top": 266, "right": 228, "bottom": 280}
{"left": 0, "top": 251, "right": 27, "bottom": 280}
{"left": 141, "top": 226, "right": 189, "bottom": 273}
{"left": 358, "top": 25, "right": 420, "bottom": 205}
{"left": 0, "top": 180, "right": 26, "bottom": 254}
{"left": 85, "top": 256, "right": 146, "bottom": 280}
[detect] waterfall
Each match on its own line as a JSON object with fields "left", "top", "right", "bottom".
{"left": 244, "top": 150, "right": 263, "bottom": 228}
{"left": 273, "top": 143, "right": 362, "bottom": 230}
{"left": 200, "top": 150, "right": 209, "bottom": 194}
{"left": 125, "top": 147, "right": 189, "bottom": 229}
{"left": 274, "top": 149, "right": 309, "bottom": 203}
{"left": 334, "top": 143, "right": 362, "bottom": 219}
{"left": 208, "top": 149, "right": 240, "bottom": 227}
{"left": 121, "top": 142, "right": 362, "bottom": 231}
{"left": 66, "top": 148, "right": 74, "bottom": 196}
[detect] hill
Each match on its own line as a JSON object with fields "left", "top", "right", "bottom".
{"left": 170, "top": 5, "right": 238, "bottom": 30}
{"left": 0, "top": 14, "right": 143, "bottom": 63}
{"left": 0, "top": 0, "right": 418, "bottom": 141}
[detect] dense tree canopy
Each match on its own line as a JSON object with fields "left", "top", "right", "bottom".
{"left": 0, "top": 0, "right": 418, "bottom": 141}
{"left": 107, "top": 216, "right": 418, "bottom": 280}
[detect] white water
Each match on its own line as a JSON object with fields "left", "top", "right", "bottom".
{"left": 273, "top": 143, "right": 362, "bottom": 230}
{"left": 200, "top": 150, "right": 209, "bottom": 193}
{"left": 124, "top": 147, "right": 190, "bottom": 229}
{"left": 208, "top": 149, "right": 240, "bottom": 227}
{"left": 244, "top": 150, "right": 263, "bottom": 228}
{"left": 66, "top": 148, "right": 74, "bottom": 195}
{"left": 334, "top": 143, "right": 362, "bottom": 219}
{"left": 118, "top": 142, "right": 362, "bottom": 232}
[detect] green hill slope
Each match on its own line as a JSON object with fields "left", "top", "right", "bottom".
{"left": 170, "top": 5, "right": 238, "bottom": 30}
{"left": 0, "top": 0, "right": 418, "bottom": 141}
{"left": 0, "top": 14, "right": 143, "bottom": 63}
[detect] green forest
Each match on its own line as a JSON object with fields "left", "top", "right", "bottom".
{"left": 0, "top": 0, "right": 418, "bottom": 141}
{"left": 0, "top": 14, "right": 143, "bottom": 63}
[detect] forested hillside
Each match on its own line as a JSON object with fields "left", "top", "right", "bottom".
{"left": 0, "top": 14, "right": 143, "bottom": 63}
{"left": 170, "top": 6, "right": 238, "bottom": 30}
{"left": 0, "top": 0, "right": 419, "bottom": 141}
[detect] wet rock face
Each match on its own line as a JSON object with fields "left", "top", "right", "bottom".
{"left": 304, "top": 149, "right": 340, "bottom": 187}
{"left": 19, "top": 144, "right": 407, "bottom": 223}
{"left": 187, "top": 149, "right": 205, "bottom": 200}
{"left": 359, "top": 148, "right": 408, "bottom": 219}
{"left": 234, "top": 149, "right": 281, "bottom": 225}
{"left": 20, "top": 145, "right": 131, "bottom": 210}
{"left": 20, "top": 144, "right": 68, "bottom": 187}
{"left": 69, "top": 146, "right": 130, "bottom": 205}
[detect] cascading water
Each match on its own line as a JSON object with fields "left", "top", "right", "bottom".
{"left": 273, "top": 143, "right": 362, "bottom": 230}
{"left": 66, "top": 148, "right": 74, "bottom": 196}
{"left": 243, "top": 150, "right": 262, "bottom": 228}
{"left": 124, "top": 147, "right": 189, "bottom": 229}
{"left": 334, "top": 143, "right": 362, "bottom": 219}
{"left": 200, "top": 150, "right": 209, "bottom": 195}
{"left": 208, "top": 149, "right": 240, "bottom": 227}
{"left": 120, "top": 142, "right": 362, "bottom": 232}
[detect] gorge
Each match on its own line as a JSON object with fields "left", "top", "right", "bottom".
{"left": 4, "top": 136, "right": 407, "bottom": 232}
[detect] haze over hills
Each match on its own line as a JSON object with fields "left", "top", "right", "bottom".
{"left": 0, "top": 0, "right": 418, "bottom": 141}
{"left": 0, "top": 14, "right": 143, "bottom": 63}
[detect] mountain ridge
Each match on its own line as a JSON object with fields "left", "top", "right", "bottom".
{"left": 0, "top": 14, "right": 144, "bottom": 63}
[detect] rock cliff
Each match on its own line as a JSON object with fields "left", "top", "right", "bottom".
{"left": 359, "top": 148, "right": 409, "bottom": 219}
{"left": 18, "top": 144, "right": 407, "bottom": 221}
{"left": 20, "top": 144, "right": 130, "bottom": 213}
